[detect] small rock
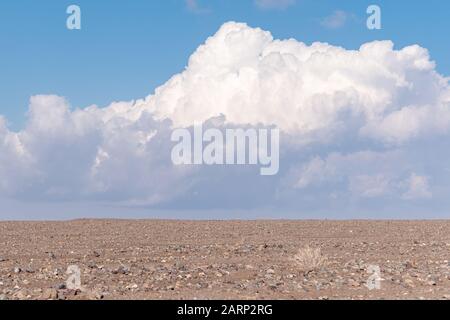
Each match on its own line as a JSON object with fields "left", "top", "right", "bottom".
{"left": 13, "top": 267, "right": 21, "bottom": 274}
{"left": 85, "top": 291, "right": 104, "bottom": 300}
{"left": 403, "top": 279, "right": 415, "bottom": 288}
{"left": 41, "top": 288, "right": 58, "bottom": 300}
{"left": 57, "top": 291, "right": 66, "bottom": 300}
{"left": 347, "top": 279, "right": 360, "bottom": 287}
{"left": 54, "top": 283, "right": 66, "bottom": 290}
{"left": 112, "top": 265, "right": 130, "bottom": 275}
{"left": 13, "top": 290, "right": 28, "bottom": 300}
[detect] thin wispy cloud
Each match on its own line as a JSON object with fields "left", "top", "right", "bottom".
{"left": 185, "top": 0, "right": 210, "bottom": 14}
{"left": 320, "top": 10, "right": 352, "bottom": 29}
{"left": 254, "top": 0, "right": 297, "bottom": 10}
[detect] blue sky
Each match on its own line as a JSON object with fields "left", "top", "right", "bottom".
{"left": 1, "top": 1, "right": 450, "bottom": 220}
{"left": 1, "top": 0, "right": 449, "bottom": 130}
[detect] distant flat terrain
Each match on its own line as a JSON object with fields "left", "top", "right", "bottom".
{"left": 0, "top": 220, "right": 449, "bottom": 300}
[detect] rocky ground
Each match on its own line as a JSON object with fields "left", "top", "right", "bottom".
{"left": 0, "top": 220, "right": 449, "bottom": 300}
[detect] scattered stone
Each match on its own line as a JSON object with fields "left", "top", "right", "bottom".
{"left": 13, "top": 290, "right": 29, "bottom": 300}
{"left": 403, "top": 261, "right": 415, "bottom": 269}
{"left": 112, "top": 265, "right": 130, "bottom": 275}
{"left": 1, "top": 220, "right": 449, "bottom": 300}
{"left": 54, "top": 283, "right": 67, "bottom": 290}
{"left": 25, "top": 267, "right": 35, "bottom": 274}
{"left": 347, "top": 279, "right": 360, "bottom": 287}
{"left": 41, "top": 288, "right": 58, "bottom": 300}
{"left": 89, "top": 291, "right": 104, "bottom": 300}
{"left": 403, "top": 279, "right": 415, "bottom": 288}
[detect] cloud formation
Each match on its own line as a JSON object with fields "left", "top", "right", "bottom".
{"left": 1, "top": 22, "right": 450, "bottom": 217}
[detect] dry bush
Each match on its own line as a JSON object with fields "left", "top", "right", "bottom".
{"left": 293, "top": 246, "right": 328, "bottom": 273}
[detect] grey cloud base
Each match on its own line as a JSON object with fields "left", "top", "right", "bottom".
{"left": 1, "top": 22, "right": 449, "bottom": 219}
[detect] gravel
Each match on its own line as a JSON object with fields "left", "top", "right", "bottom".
{"left": 0, "top": 220, "right": 449, "bottom": 300}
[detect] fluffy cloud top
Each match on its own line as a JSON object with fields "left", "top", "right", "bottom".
{"left": 1, "top": 22, "right": 450, "bottom": 217}
{"left": 144, "top": 22, "right": 449, "bottom": 144}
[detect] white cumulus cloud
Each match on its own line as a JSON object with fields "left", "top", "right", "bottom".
{"left": 143, "top": 22, "right": 450, "bottom": 145}
{"left": 0, "top": 22, "right": 449, "bottom": 217}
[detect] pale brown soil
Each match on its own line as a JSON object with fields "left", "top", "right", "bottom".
{"left": 0, "top": 220, "right": 449, "bottom": 300}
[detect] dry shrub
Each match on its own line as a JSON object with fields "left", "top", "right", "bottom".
{"left": 293, "top": 246, "right": 328, "bottom": 273}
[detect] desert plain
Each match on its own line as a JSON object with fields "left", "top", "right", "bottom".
{"left": 0, "top": 220, "right": 449, "bottom": 300}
